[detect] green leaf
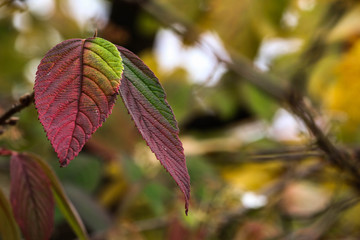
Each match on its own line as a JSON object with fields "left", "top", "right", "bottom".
{"left": 0, "top": 188, "right": 21, "bottom": 240}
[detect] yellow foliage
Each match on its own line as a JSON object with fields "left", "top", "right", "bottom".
{"left": 308, "top": 54, "right": 339, "bottom": 103}
{"left": 221, "top": 161, "right": 283, "bottom": 191}
{"left": 341, "top": 202, "right": 360, "bottom": 231}
{"left": 325, "top": 40, "right": 360, "bottom": 134}
{"left": 327, "top": 5, "right": 360, "bottom": 43}
{"left": 98, "top": 161, "right": 126, "bottom": 207}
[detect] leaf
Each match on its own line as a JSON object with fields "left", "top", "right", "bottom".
{"left": 0, "top": 148, "right": 12, "bottom": 156}
{"left": 0, "top": 188, "right": 21, "bottom": 240}
{"left": 117, "top": 46, "right": 190, "bottom": 214}
{"left": 10, "top": 153, "right": 55, "bottom": 240}
{"left": 30, "top": 153, "right": 89, "bottom": 240}
{"left": 34, "top": 37, "right": 123, "bottom": 166}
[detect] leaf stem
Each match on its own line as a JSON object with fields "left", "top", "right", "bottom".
{"left": 0, "top": 92, "right": 34, "bottom": 127}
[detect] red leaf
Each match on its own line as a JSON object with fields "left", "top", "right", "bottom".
{"left": 34, "top": 38, "right": 123, "bottom": 166}
{"left": 117, "top": 46, "right": 190, "bottom": 214}
{"left": 10, "top": 153, "right": 54, "bottom": 240}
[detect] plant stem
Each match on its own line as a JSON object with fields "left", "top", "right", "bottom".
{"left": 0, "top": 92, "right": 34, "bottom": 126}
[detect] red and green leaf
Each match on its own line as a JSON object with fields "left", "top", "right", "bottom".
{"left": 117, "top": 46, "right": 190, "bottom": 214}
{"left": 10, "top": 153, "right": 54, "bottom": 240}
{"left": 34, "top": 37, "right": 123, "bottom": 167}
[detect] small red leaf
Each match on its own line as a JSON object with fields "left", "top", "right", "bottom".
{"left": 117, "top": 46, "right": 190, "bottom": 214}
{"left": 34, "top": 38, "right": 123, "bottom": 166}
{"left": 10, "top": 153, "right": 54, "bottom": 240}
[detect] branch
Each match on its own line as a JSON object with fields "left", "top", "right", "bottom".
{"left": 142, "top": 0, "right": 287, "bottom": 101}
{"left": 139, "top": 0, "right": 360, "bottom": 183}
{"left": 288, "top": 95, "right": 360, "bottom": 180}
{"left": 0, "top": 92, "right": 34, "bottom": 127}
{"left": 207, "top": 147, "right": 324, "bottom": 164}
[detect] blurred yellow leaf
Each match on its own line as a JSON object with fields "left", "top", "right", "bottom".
{"left": 221, "top": 162, "right": 283, "bottom": 191}
{"left": 98, "top": 160, "right": 126, "bottom": 207}
{"left": 325, "top": 39, "right": 360, "bottom": 136}
{"left": 341, "top": 202, "right": 360, "bottom": 232}
{"left": 206, "top": 0, "right": 260, "bottom": 58}
{"left": 328, "top": 4, "right": 360, "bottom": 43}
{"left": 0, "top": 188, "right": 21, "bottom": 240}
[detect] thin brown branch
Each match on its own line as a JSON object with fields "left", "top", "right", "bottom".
{"left": 139, "top": 0, "right": 360, "bottom": 184}
{"left": 248, "top": 151, "right": 323, "bottom": 162}
{"left": 142, "top": 0, "right": 287, "bottom": 101}
{"left": 0, "top": 92, "right": 34, "bottom": 127}
{"left": 207, "top": 148, "right": 324, "bottom": 164}
{"left": 288, "top": 95, "right": 360, "bottom": 180}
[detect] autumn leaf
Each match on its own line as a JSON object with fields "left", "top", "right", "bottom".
{"left": 10, "top": 153, "right": 54, "bottom": 240}
{"left": 117, "top": 46, "right": 191, "bottom": 214}
{"left": 34, "top": 37, "right": 123, "bottom": 166}
{"left": 30, "top": 153, "right": 89, "bottom": 240}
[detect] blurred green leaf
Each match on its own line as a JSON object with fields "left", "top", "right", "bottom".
{"left": 122, "top": 157, "right": 144, "bottom": 182}
{"left": 64, "top": 184, "right": 112, "bottom": 232}
{"left": 50, "top": 154, "right": 103, "bottom": 194}
{"left": 0, "top": 188, "right": 21, "bottom": 240}
{"left": 143, "top": 182, "right": 172, "bottom": 215}
{"left": 243, "top": 83, "right": 277, "bottom": 121}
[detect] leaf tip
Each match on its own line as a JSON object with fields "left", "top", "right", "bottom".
{"left": 184, "top": 191, "right": 190, "bottom": 216}
{"left": 59, "top": 160, "right": 69, "bottom": 168}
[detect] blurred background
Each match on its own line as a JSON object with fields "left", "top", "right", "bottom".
{"left": 1, "top": 0, "right": 360, "bottom": 239}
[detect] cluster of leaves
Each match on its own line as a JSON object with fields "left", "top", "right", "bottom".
{"left": 0, "top": 36, "right": 190, "bottom": 239}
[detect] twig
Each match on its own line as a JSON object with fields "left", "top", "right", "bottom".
{"left": 142, "top": 0, "right": 287, "bottom": 101}
{"left": 139, "top": 0, "right": 360, "bottom": 184}
{"left": 207, "top": 148, "right": 324, "bottom": 164}
{"left": 0, "top": 92, "right": 34, "bottom": 127}
{"left": 288, "top": 95, "right": 360, "bottom": 181}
